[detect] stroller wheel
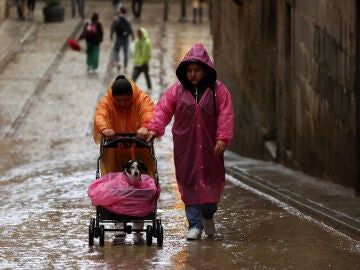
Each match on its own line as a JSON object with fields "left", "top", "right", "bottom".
{"left": 156, "top": 220, "right": 164, "bottom": 247}
{"left": 99, "top": 225, "right": 105, "bottom": 247}
{"left": 89, "top": 218, "right": 95, "bottom": 246}
{"left": 146, "top": 225, "right": 153, "bottom": 246}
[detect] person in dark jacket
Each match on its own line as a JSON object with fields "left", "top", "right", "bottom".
{"left": 110, "top": 6, "right": 134, "bottom": 74}
{"left": 79, "top": 13, "right": 103, "bottom": 74}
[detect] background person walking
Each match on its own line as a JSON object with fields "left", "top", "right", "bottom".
{"left": 131, "top": 0, "right": 143, "bottom": 19}
{"left": 192, "top": 0, "right": 206, "bottom": 23}
{"left": 16, "top": 0, "right": 27, "bottom": 20}
{"left": 79, "top": 13, "right": 103, "bottom": 74}
{"left": 132, "top": 27, "right": 152, "bottom": 91}
{"left": 110, "top": 6, "right": 134, "bottom": 74}
{"left": 112, "top": 0, "right": 121, "bottom": 10}
{"left": 27, "top": 0, "right": 36, "bottom": 18}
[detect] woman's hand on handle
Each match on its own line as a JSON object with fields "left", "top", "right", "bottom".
{"left": 146, "top": 130, "right": 158, "bottom": 142}
{"left": 136, "top": 127, "right": 148, "bottom": 140}
{"left": 102, "top": 129, "right": 115, "bottom": 138}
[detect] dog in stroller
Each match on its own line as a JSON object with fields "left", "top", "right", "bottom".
{"left": 123, "top": 160, "right": 147, "bottom": 185}
{"left": 87, "top": 133, "right": 163, "bottom": 247}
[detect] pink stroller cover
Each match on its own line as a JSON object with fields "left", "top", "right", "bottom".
{"left": 88, "top": 172, "right": 160, "bottom": 216}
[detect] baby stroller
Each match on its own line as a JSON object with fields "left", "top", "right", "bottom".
{"left": 88, "top": 133, "right": 163, "bottom": 247}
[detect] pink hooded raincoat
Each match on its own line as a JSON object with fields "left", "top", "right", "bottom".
{"left": 148, "top": 44, "right": 234, "bottom": 205}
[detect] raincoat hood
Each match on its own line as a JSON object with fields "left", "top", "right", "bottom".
{"left": 134, "top": 27, "right": 151, "bottom": 66}
{"left": 138, "top": 27, "right": 149, "bottom": 40}
{"left": 109, "top": 76, "right": 141, "bottom": 105}
{"left": 175, "top": 43, "right": 217, "bottom": 89}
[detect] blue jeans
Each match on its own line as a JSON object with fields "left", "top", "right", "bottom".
{"left": 113, "top": 36, "right": 130, "bottom": 68}
{"left": 185, "top": 203, "right": 217, "bottom": 230}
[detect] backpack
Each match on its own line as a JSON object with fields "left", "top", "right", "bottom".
{"left": 114, "top": 16, "right": 130, "bottom": 37}
{"left": 86, "top": 23, "right": 97, "bottom": 35}
{"left": 81, "top": 21, "right": 102, "bottom": 44}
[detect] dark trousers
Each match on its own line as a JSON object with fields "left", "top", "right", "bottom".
{"left": 16, "top": 0, "right": 26, "bottom": 19}
{"left": 132, "top": 0, "right": 142, "bottom": 18}
{"left": 27, "top": 0, "right": 36, "bottom": 12}
{"left": 72, "top": 0, "right": 84, "bottom": 18}
{"left": 132, "top": 64, "right": 152, "bottom": 89}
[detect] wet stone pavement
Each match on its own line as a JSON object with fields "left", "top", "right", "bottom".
{"left": 0, "top": 0, "right": 359, "bottom": 269}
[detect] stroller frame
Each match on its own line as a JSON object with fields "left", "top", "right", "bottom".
{"left": 88, "top": 133, "right": 163, "bottom": 247}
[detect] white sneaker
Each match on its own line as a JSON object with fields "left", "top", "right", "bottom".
{"left": 186, "top": 228, "right": 202, "bottom": 240}
{"left": 203, "top": 218, "right": 215, "bottom": 236}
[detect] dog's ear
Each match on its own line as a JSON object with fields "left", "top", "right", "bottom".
{"left": 123, "top": 160, "right": 131, "bottom": 171}
{"left": 138, "top": 161, "right": 147, "bottom": 173}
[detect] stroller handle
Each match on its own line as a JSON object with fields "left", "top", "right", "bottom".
{"left": 102, "top": 133, "right": 153, "bottom": 148}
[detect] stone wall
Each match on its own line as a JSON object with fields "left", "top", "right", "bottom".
{"left": 210, "top": 0, "right": 357, "bottom": 189}
{"left": 0, "top": 0, "right": 8, "bottom": 24}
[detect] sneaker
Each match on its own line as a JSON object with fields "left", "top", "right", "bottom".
{"left": 203, "top": 218, "right": 215, "bottom": 236}
{"left": 117, "top": 63, "right": 121, "bottom": 72}
{"left": 186, "top": 228, "right": 202, "bottom": 240}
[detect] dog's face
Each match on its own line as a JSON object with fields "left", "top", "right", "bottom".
{"left": 124, "top": 160, "right": 147, "bottom": 184}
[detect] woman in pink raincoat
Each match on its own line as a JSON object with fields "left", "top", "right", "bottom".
{"left": 147, "top": 44, "right": 234, "bottom": 240}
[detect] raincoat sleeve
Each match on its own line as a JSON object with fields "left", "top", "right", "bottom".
{"left": 94, "top": 98, "right": 112, "bottom": 132}
{"left": 93, "top": 86, "right": 113, "bottom": 144}
{"left": 215, "top": 81, "right": 234, "bottom": 145}
{"left": 139, "top": 92, "right": 155, "bottom": 128}
{"left": 144, "top": 41, "right": 151, "bottom": 65}
{"left": 147, "top": 83, "right": 178, "bottom": 137}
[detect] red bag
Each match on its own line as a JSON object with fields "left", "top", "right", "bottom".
{"left": 67, "top": 38, "right": 81, "bottom": 51}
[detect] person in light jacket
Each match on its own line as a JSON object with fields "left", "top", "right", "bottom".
{"left": 146, "top": 44, "right": 234, "bottom": 240}
{"left": 132, "top": 27, "right": 152, "bottom": 91}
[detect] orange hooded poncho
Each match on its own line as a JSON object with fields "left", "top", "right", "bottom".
{"left": 93, "top": 78, "right": 155, "bottom": 176}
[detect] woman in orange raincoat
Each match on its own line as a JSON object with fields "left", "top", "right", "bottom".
{"left": 93, "top": 75, "right": 154, "bottom": 176}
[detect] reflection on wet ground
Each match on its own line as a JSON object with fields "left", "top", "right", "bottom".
{"left": 1, "top": 135, "right": 360, "bottom": 269}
